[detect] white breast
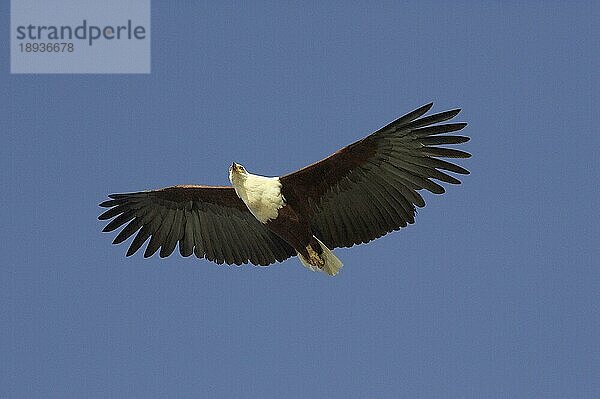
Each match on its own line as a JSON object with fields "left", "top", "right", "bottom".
{"left": 233, "top": 174, "right": 285, "bottom": 223}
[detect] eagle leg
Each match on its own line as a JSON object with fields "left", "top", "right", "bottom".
{"left": 297, "top": 236, "right": 343, "bottom": 276}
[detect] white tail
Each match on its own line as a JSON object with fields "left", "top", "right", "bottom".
{"left": 297, "top": 236, "right": 343, "bottom": 276}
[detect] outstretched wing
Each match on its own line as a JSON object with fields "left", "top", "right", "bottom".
{"left": 98, "top": 185, "right": 295, "bottom": 266}
{"left": 280, "top": 103, "right": 470, "bottom": 249}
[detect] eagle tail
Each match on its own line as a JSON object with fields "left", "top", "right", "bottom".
{"left": 297, "top": 236, "right": 343, "bottom": 276}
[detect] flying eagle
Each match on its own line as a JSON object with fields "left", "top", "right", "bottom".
{"left": 99, "top": 103, "right": 470, "bottom": 276}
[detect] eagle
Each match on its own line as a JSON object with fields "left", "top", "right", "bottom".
{"left": 99, "top": 103, "right": 470, "bottom": 276}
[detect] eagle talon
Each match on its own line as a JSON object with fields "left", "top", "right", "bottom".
{"left": 307, "top": 246, "right": 324, "bottom": 268}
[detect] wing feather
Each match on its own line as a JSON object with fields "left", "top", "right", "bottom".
{"left": 113, "top": 214, "right": 145, "bottom": 245}
{"left": 372, "top": 176, "right": 414, "bottom": 224}
{"left": 102, "top": 209, "right": 136, "bottom": 232}
{"left": 419, "top": 135, "right": 470, "bottom": 146}
{"left": 142, "top": 206, "right": 167, "bottom": 258}
{"left": 145, "top": 208, "right": 174, "bottom": 258}
{"left": 160, "top": 209, "right": 183, "bottom": 258}
{"left": 214, "top": 210, "right": 235, "bottom": 265}
{"left": 98, "top": 204, "right": 130, "bottom": 221}
{"left": 410, "top": 123, "right": 468, "bottom": 137}
{"left": 401, "top": 109, "right": 462, "bottom": 131}
{"left": 179, "top": 210, "right": 195, "bottom": 257}
{"left": 192, "top": 209, "right": 205, "bottom": 259}
{"left": 128, "top": 223, "right": 152, "bottom": 257}
{"left": 281, "top": 103, "right": 470, "bottom": 249}
{"left": 99, "top": 185, "right": 294, "bottom": 266}
{"left": 361, "top": 179, "right": 398, "bottom": 231}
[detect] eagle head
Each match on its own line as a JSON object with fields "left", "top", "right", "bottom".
{"left": 229, "top": 162, "right": 248, "bottom": 184}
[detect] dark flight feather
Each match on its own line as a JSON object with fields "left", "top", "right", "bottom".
{"left": 280, "top": 103, "right": 469, "bottom": 249}
{"left": 99, "top": 186, "right": 294, "bottom": 266}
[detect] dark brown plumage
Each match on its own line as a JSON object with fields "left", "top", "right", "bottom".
{"left": 99, "top": 187, "right": 294, "bottom": 265}
{"left": 279, "top": 102, "right": 470, "bottom": 248}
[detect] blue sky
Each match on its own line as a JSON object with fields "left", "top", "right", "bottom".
{"left": 1, "top": 1, "right": 598, "bottom": 398}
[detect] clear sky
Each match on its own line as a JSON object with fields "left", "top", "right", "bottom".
{"left": 1, "top": 2, "right": 598, "bottom": 398}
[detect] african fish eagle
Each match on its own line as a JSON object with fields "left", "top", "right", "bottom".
{"left": 99, "top": 103, "right": 470, "bottom": 276}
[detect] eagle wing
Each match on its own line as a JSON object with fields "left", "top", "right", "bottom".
{"left": 98, "top": 185, "right": 295, "bottom": 266}
{"left": 279, "top": 103, "right": 470, "bottom": 248}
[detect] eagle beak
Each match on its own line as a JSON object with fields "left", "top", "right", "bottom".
{"left": 231, "top": 162, "right": 244, "bottom": 174}
{"left": 231, "top": 162, "right": 243, "bottom": 175}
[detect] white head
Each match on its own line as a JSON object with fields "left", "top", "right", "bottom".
{"left": 228, "top": 161, "right": 284, "bottom": 222}
{"left": 229, "top": 162, "right": 248, "bottom": 186}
